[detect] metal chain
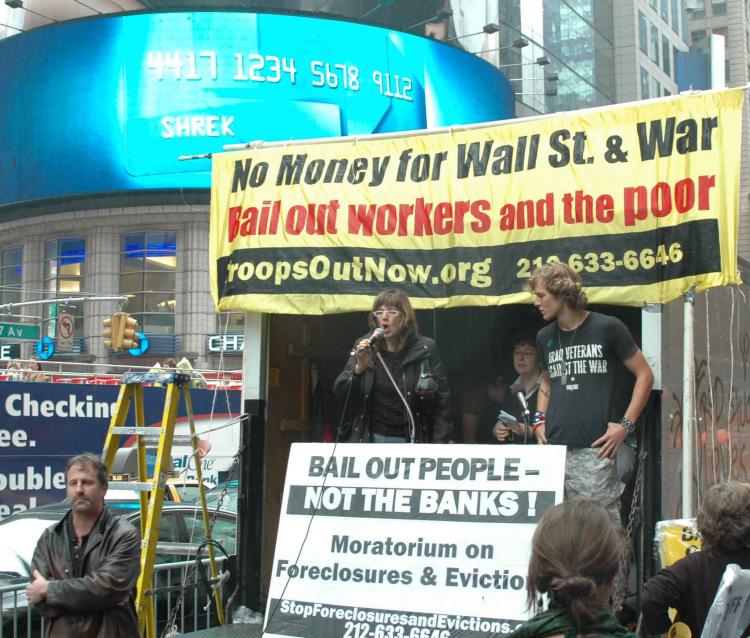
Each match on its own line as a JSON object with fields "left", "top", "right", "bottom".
{"left": 612, "top": 449, "right": 647, "bottom": 614}
{"left": 161, "top": 443, "right": 243, "bottom": 637}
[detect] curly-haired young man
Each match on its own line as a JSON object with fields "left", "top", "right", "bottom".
{"left": 528, "top": 262, "right": 654, "bottom": 520}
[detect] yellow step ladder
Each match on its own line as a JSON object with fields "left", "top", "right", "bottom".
{"left": 101, "top": 370, "right": 224, "bottom": 638}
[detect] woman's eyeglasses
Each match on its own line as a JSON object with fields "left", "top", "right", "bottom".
{"left": 373, "top": 310, "right": 401, "bottom": 318}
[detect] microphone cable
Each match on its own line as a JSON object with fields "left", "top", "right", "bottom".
{"left": 373, "top": 349, "right": 417, "bottom": 443}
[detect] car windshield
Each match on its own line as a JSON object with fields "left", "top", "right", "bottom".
{"left": 206, "top": 490, "right": 238, "bottom": 511}
{"left": 195, "top": 482, "right": 238, "bottom": 512}
{"left": 172, "top": 483, "right": 202, "bottom": 502}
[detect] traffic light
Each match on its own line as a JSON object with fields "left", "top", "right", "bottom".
{"left": 118, "top": 313, "right": 138, "bottom": 350}
{"left": 103, "top": 312, "right": 139, "bottom": 351}
{"left": 103, "top": 314, "right": 120, "bottom": 351}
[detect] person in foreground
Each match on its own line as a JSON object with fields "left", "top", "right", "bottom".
{"left": 641, "top": 481, "right": 750, "bottom": 637}
{"left": 335, "top": 288, "right": 451, "bottom": 443}
{"left": 27, "top": 452, "right": 140, "bottom": 638}
{"left": 509, "top": 498, "right": 634, "bottom": 638}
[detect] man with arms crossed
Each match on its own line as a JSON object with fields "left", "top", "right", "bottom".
{"left": 26, "top": 452, "right": 140, "bottom": 638}
{"left": 528, "top": 263, "right": 654, "bottom": 519}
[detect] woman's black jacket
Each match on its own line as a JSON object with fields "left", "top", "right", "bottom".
{"left": 334, "top": 334, "right": 451, "bottom": 443}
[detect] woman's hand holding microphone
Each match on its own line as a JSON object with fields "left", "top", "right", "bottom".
{"left": 354, "top": 339, "right": 375, "bottom": 374}
{"left": 352, "top": 328, "right": 384, "bottom": 375}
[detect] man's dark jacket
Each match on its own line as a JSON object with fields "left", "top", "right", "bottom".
{"left": 31, "top": 507, "right": 140, "bottom": 638}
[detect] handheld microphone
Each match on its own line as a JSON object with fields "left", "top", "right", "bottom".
{"left": 350, "top": 328, "right": 385, "bottom": 357}
{"left": 511, "top": 383, "right": 530, "bottom": 418}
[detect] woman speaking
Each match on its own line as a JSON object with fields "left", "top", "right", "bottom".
{"left": 335, "top": 288, "right": 451, "bottom": 443}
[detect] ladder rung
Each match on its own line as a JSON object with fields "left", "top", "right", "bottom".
{"left": 111, "top": 427, "right": 163, "bottom": 436}
{"left": 108, "top": 481, "right": 154, "bottom": 492}
{"left": 121, "top": 371, "right": 192, "bottom": 385}
{"left": 111, "top": 427, "right": 195, "bottom": 446}
{"left": 145, "top": 434, "right": 194, "bottom": 445}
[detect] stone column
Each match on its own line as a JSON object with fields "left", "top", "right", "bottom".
{"left": 87, "top": 227, "right": 121, "bottom": 368}
{"left": 178, "top": 215, "right": 215, "bottom": 369}
{"left": 20, "top": 236, "right": 43, "bottom": 361}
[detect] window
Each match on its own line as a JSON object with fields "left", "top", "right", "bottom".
{"left": 120, "top": 231, "right": 176, "bottom": 334}
{"left": 639, "top": 11, "right": 649, "bottom": 52}
{"left": 208, "top": 516, "right": 237, "bottom": 555}
{"left": 662, "top": 35, "right": 671, "bottom": 75}
{"left": 137, "top": 510, "right": 184, "bottom": 565}
{"left": 711, "top": 0, "right": 726, "bottom": 15}
{"left": 216, "top": 312, "right": 243, "bottom": 333}
{"left": 44, "top": 238, "right": 85, "bottom": 339}
{"left": 649, "top": 0, "right": 658, "bottom": 9}
{"left": 692, "top": 0, "right": 705, "bottom": 17}
{"left": 641, "top": 67, "right": 650, "bottom": 99}
{"left": 691, "top": 29, "right": 707, "bottom": 53}
{"left": 661, "top": 0, "right": 669, "bottom": 21}
{"left": 0, "top": 246, "right": 22, "bottom": 311}
{"left": 184, "top": 512, "right": 237, "bottom": 555}
{"left": 671, "top": 0, "right": 680, "bottom": 34}
{"left": 653, "top": 78, "right": 661, "bottom": 97}
{"left": 681, "top": 3, "right": 689, "bottom": 42}
{"left": 650, "top": 25, "right": 660, "bottom": 64}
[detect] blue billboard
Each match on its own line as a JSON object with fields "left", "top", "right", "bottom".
{"left": 0, "top": 11, "right": 514, "bottom": 209}
{"left": 0, "top": 382, "right": 241, "bottom": 518}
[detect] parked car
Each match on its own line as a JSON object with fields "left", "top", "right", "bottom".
{"left": 106, "top": 477, "right": 208, "bottom": 504}
{"left": 194, "top": 480, "right": 239, "bottom": 512}
{"left": 165, "top": 478, "right": 207, "bottom": 503}
{"left": 0, "top": 500, "right": 236, "bottom": 634}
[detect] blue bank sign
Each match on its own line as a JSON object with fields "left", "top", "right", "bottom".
{"left": 0, "top": 11, "right": 514, "bottom": 209}
{"left": 0, "top": 382, "right": 241, "bottom": 518}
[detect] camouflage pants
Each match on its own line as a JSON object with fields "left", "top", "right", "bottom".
{"left": 564, "top": 447, "right": 623, "bottom": 523}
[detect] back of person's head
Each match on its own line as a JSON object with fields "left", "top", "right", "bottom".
{"left": 526, "top": 498, "right": 622, "bottom": 630}
{"left": 527, "top": 262, "right": 587, "bottom": 310}
{"left": 698, "top": 481, "right": 750, "bottom": 554}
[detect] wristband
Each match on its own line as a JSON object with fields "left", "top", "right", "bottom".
{"left": 531, "top": 411, "right": 546, "bottom": 433}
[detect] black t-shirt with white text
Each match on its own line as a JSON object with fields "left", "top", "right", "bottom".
{"left": 536, "top": 312, "right": 638, "bottom": 446}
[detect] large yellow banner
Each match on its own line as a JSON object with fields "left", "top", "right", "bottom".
{"left": 210, "top": 88, "right": 743, "bottom": 314}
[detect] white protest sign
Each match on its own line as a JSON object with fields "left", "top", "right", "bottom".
{"left": 701, "top": 564, "right": 750, "bottom": 638}
{"left": 265, "top": 443, "right": 566, "bottom": 638}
